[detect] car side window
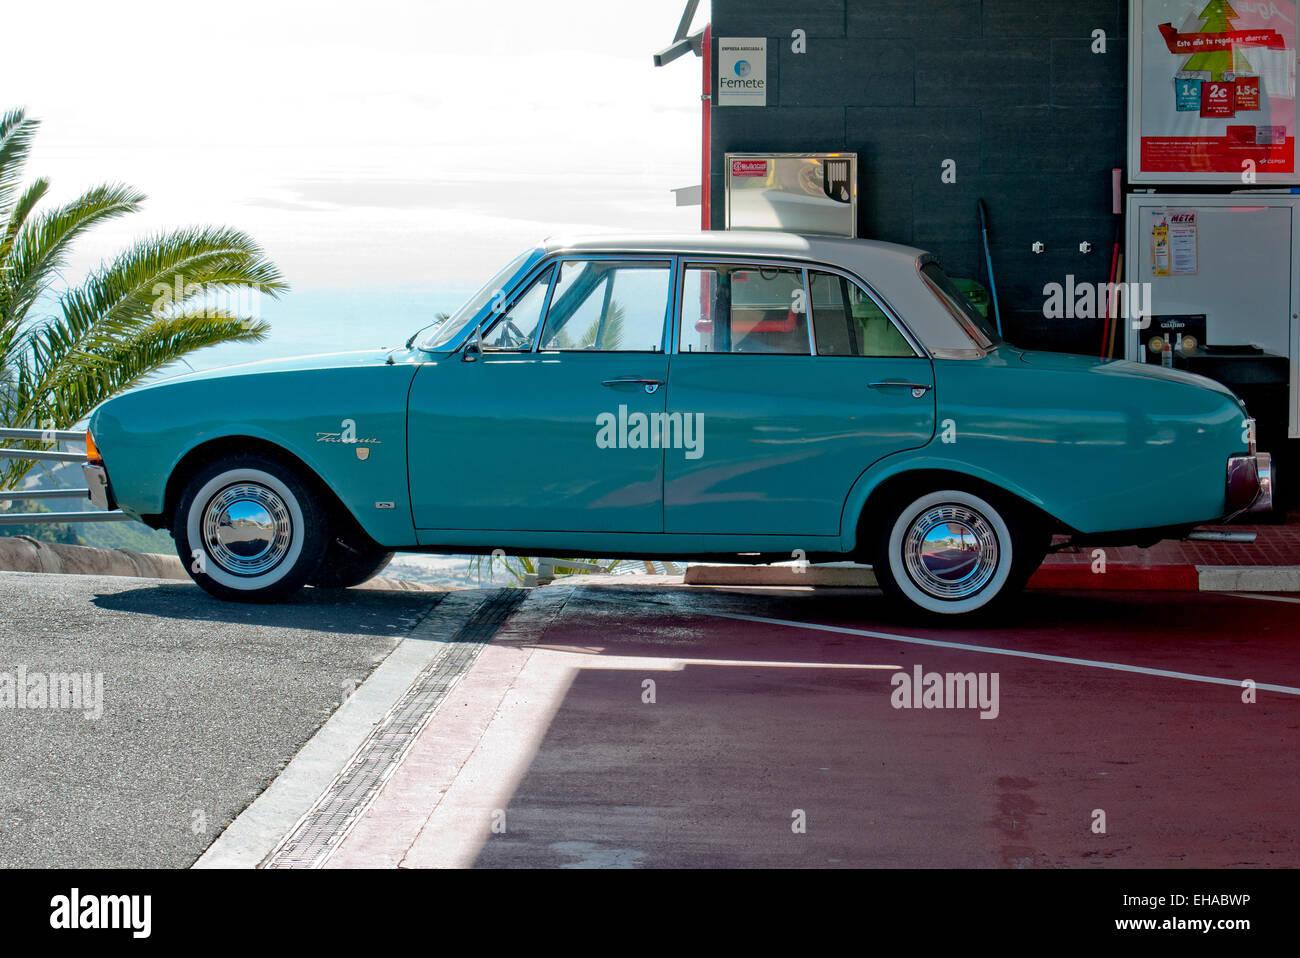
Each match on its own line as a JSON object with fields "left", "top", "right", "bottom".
{"left": 809, "top": 270, "right": 916, "bottom": 358}
{"left": 679, "top": 264, "right": 810, "bottom": 354}
{"left": 480, "top": 265, "right": 555, "bottom": 351}
{"left": 540, "top": 260, "right": 670, "bottom": 352}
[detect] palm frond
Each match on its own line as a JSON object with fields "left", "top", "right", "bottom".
{"left": 0, "top": 175, "right": 49, "bottom": 264}
{"left": 0, "top": 108, "right": 39, "bottom": 219}
{"left": 2, "top": 183, "right": 146, "bottom": 325}
{"left": 62, "top": 310, "right": 269, "bottom": 409}
{"left": 12, "top": 226, "right": 285, "bottom": 416}
{"left": 0, "top": 107, "right": 286, "bottom": 492}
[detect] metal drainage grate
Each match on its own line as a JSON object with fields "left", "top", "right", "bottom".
{"left": 264, "top": 588, "right": 527, "bottom": 868}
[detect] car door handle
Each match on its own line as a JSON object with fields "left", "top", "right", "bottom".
{"left": 868, "top": 381, "right": 933, "bottom": 393}
{"left": 602, "top": 378, "right": 664, "bottom": 394}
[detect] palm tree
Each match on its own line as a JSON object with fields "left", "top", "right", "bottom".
{"left": 0, "top": 107, "right": 286, "bottom": 490}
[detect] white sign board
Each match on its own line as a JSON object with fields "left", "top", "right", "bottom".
{"left": 718, "top": 38, "right": 767, "bottom": 107}
{"left": 1124, "top": 193, "right": 1300, "bottom": 437}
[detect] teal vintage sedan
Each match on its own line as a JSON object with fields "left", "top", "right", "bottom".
{"left": 84, "top": 232, "right": 1272, "bottom": 617}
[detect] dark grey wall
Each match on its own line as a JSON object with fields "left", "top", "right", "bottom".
{"left": 709, "top": 0, "right": 1130, "bottom": 353}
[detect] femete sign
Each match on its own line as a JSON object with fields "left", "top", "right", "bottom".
{"left": 718, "top": 38, "right": 767, "bottom": 107}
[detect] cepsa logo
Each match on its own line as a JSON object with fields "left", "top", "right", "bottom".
{"left": 731, "top": 159, "right": 769, "bottom": 178}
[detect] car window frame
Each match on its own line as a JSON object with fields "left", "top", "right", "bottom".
{"left": 671, "top": 255, "right": 925, "bottom": 359}
{"left": 458, "top": 250, "right": 930, "bottom": 361}
{"left": 805, "top": 265, "right": 924, "bottom": 359}
{"left": 422, "top": 246, "right": 545, "bottom": 351}
{"left": 478, "top": 262, "right": 559, "bottom": 353}
{"left": 536, "top": 254, "right": 676, "bottom": 355}
{"left": 674, "top": 259, "right": 815, "bottom": 356}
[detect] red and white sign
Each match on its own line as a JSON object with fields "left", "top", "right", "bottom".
{"left": 1132, "top": 0, "right": 1299, "bottom": 183}
{"left": 1236, "top": 74, "right": 1262, "bottom": 110}
{"left": 1201, "top": 80, "right": 1237, "bottom": 116}
{"left": 730, "top": 159, "right": 768, "bottom": 177}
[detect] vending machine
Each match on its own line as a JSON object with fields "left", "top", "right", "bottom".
{"left": 1124, "top": 193, "right": 1300, "bottom": 444}
{"left": 723, "top": 152, "right": 857, "bottom": 237}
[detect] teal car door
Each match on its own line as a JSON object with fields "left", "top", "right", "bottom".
{"left": 664, "top": 262, "right": 935, "bottom": 536}
{"left": 408, "top": 257, "right": 673, "bottom": 533}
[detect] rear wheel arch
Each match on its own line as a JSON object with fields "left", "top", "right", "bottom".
{"left": 852, "top": 469, "right": 1056, "bottom": 558}
{"left": 859, "top": 472, "right": 1057, "bottom": 618}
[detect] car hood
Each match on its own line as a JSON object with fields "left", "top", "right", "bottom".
{"left": 130, "top": 349, "right": 404, "bottom": 391}
{"left": 1016, "top": 349, "right": 1242, "bottom": 402}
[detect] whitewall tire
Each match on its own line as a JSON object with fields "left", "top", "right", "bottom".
{"left": 173, "top": 453, "right": 328, "bottom": 602}
{"left": 874, "top": 488, "right": 1022, "bottom": 617}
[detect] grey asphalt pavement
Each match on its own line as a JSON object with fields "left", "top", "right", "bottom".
{"left": 0, "top": 571, "right": 444, "bottom": 867}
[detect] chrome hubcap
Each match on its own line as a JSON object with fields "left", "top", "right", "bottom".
{"left": 902, "top": 504, "right": 1000, "bottom": 600}
{"left": 201, "top": 483, "right": 292, "bottom": 576}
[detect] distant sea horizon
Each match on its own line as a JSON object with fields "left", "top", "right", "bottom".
{"left": 178, "top": 285, "right": 475, "bottom": 375}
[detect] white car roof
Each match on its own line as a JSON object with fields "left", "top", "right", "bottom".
{"left": 540, "top": 231, "right": 984, "bottom": 357}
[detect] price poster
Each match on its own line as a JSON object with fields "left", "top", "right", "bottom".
{"left": 1149, "top": 209, "right": 1201, "bottom": 275}
{"left": 1129, "top": 0, "right": 1299, "bottom": 183}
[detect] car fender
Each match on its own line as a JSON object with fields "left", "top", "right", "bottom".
{"left": 88, "top": 359, "right": 419, "bottom": 547}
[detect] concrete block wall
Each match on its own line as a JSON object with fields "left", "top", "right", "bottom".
{"left": 709, "top": 0, "right": 1130, "bottom": 353}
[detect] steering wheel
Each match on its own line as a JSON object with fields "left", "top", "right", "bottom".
{"left": 492, "top": 318, "right": 530, "bottom": 349}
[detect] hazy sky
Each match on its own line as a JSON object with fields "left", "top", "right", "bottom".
{"left": 1, "top": 0, "right": 707, "bottom": 299}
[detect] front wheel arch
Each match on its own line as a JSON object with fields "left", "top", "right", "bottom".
{"left": 163, "top": 436, "right": 375, "bottom": 549}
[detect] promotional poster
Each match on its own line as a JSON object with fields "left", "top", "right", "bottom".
{"left": 1132, "top": 0, "right": 1298, "bottom": 182}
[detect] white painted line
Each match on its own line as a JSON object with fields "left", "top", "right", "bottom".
{"left": 702, "top": 610, "right": 1300, "bottom": 696}
{"left": 526, "top": 648, "right": 900, "bottom": 671}
{"left": 193, "top": 593, "right": 475, "bottom": 869}
{"left": 1223, "top": 591, "right": 1300, "bottom": 605}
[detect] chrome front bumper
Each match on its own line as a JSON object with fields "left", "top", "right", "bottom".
{"left": 82, "top": 463, "right": 114, "bottom": 511}
{"left": 1226, "top": 452, "right": 1273, "bottom": 515}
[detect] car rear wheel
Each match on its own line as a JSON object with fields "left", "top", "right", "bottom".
{"left": 174, "top": 453, "right": 328, "bottom": 602}
{"left": 873, "top": 487, "right": 1035, "bottom": 618}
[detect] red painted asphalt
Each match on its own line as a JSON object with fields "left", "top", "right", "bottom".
{"left": 1028, "top": 564, "right": 1200, "bottom": 591}
{"left": 330, "top": 582, "right": 1300, "bottom": 868}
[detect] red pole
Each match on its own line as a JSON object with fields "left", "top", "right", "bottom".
{"left": 701, "top": 23, "right": 711, "bottom": 232}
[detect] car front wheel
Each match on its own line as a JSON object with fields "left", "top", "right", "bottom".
{"left": 174, "top": 453, "right": 328, "bottom": 602}
{"left": 310, "top": 537, "right": 395, "bottom": 589}
{"left": 873, "top": 487, "right": 1034, "bottom": 618}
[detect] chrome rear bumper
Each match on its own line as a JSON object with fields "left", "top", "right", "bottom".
{"left": 1226, "top": 452, "right": 1273, "bottom": 515}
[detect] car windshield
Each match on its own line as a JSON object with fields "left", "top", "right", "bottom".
{"left": 920, "top": 261, "right": 1003, "bottom": 350}
{"left": 422, "top": 247, "right": 543, "bottom": 350}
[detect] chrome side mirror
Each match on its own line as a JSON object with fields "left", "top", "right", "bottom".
{"left": 463, "top": 327, "right": 483, "bottom": 362}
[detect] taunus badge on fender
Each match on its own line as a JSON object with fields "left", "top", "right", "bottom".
{"left": 356, "top": 446, "right": 370, "bottom": 461}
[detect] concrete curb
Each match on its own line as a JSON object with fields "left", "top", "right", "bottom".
{"left": 0, "top": 536, "right": 443, "bottom": 592}
{"left": 0, "top": 535, "right": 187, "bottom": 579}
{"left": 683, "top": 562, "right": 1300, "bottom": 593}
{"left": 193, "top": 591, "right": 482, "bottom": 868}
{"left": 683, "top": 564, "right": 874, "bottom": 587}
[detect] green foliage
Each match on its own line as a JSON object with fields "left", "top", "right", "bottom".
{"left": 0, "top": 107, "right": 287, "bottom": 489}
{"left": 468, "top": 552, "right": 622, "bottom": 584}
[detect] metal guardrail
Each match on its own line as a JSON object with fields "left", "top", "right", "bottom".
{"left": 0, "top": 427, "right": 130, "bottom": 525}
